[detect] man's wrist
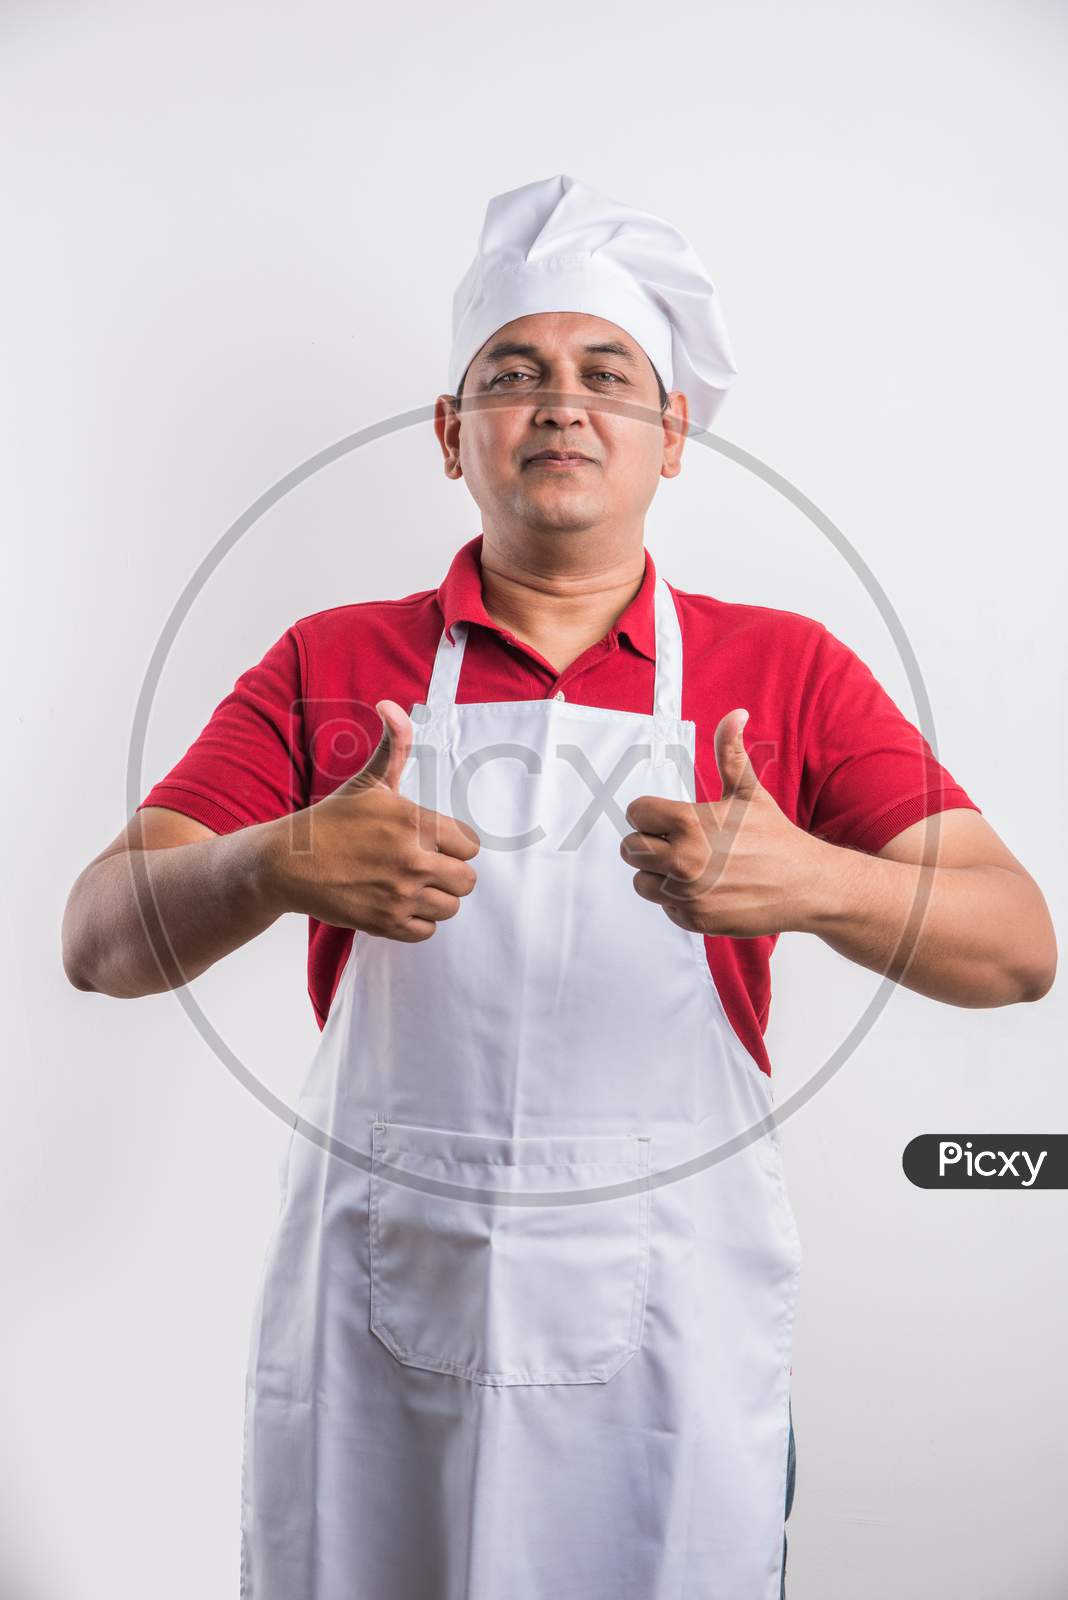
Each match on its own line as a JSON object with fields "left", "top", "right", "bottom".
{"left": 239, "top": 816, "right": 297, "bottom": 921}
{"left": 788, "top": 834, "right": 867, "bottom": 936}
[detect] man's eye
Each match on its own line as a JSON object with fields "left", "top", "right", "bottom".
{"left": 490, "top": 369, "right": 625, "bottom": 387}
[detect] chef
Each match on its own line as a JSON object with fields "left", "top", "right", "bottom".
{"left": 62, "top": 174, "right": 1057, "bottom": 1600}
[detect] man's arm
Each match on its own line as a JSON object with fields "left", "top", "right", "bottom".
{"left": 622, "top": 710, "right": 1057, "bottom": 1008}
{"left": 62, "top": 702, "right": 480, "bottom": 998}
{"left": 803, "top": 806, "right": 1056, "bottom": 1006}
{"left": 61, "top": 805, "right": 285, "bottom": 997}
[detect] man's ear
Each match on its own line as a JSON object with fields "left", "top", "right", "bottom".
{"left": 661, "top": 389, "right": 689, "bottom": 480}
{"left": 434, "top": 393, "right": 463, "bottom": 480}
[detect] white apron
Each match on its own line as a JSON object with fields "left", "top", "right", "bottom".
{"left": 240, "top": 575, "right": 803, "bottom": 1599}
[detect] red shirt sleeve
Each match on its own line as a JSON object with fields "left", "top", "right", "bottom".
{"left": 136, "top": 624, "right": 310, "bottom": 833}
{"left": 795, "top": 625, "right": 981, "bottom": 854}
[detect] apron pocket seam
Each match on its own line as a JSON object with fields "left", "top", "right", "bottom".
{"left": 368, "top": 1120, "right": 652, "bottom": 1387}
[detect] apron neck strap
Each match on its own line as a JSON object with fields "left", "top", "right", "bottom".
{"left": 651, "top": 576, "right": 684, "bottom": 721}
{"left": 422, "top": 573, "right": 684, "bottom": 721}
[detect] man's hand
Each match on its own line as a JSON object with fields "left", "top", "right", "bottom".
{"left": 261, "top": 700, "right": 480, "bottom": 942}
{"left": 620, "top": 709, "right": 826, "bottom": 938}
{"left": 620, "top": 707, "right": 1057, "bottom": 1006}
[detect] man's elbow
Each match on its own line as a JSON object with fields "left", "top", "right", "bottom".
{"left": 64, "top": 956, "right": 99, "bottom": 992}
{"left": 61, "top": 877, "right": 108, "bottom": 993}
{"left": 1004, "top": 918, "right": 1057, "bottom": 1004}
{"left": 984, "top": 873, "right": 1058, "bottom": 1005}
{"left": 62, "top": 915, "right": 100, "bottom": 992}
{"left": 1016, "top": 952, "right": 1057, "bottom": 1003}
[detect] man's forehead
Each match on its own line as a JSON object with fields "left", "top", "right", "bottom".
{"left": 472, "top": 313, "right": 647, "bottom": 367}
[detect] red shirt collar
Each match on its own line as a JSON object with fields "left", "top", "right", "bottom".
{"left": 435, "top": 534, "right": 657, "bottom": 662}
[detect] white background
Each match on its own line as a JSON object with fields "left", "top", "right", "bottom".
{"left": 3, "top": 1, "right": 1066, "bottom": 1596}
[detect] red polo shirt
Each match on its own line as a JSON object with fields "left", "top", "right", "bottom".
{"left": 137, "top": 534, "right": 980, "bottom": 1076}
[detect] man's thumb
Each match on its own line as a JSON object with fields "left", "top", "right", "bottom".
{"left": 713, "top": 708, "right": 759, "bottom": 800}
{"left": 352, "top": 700, "right": 413, "bottom": 793}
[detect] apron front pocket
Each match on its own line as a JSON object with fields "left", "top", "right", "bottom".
{"left": 368, "top": 1120, "right": 652, "bottom": 1386}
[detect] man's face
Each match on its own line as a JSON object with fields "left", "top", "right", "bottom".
{"left": 435, "top": 312, "right": 688, "bottom": 541}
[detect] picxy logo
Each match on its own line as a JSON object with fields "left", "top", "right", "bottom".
{"left": 903, "top": 1135, "right": 1064, "bottom": 1189}
{"left": 939, "top": 1141, "right": 1045, "bottom": 1186}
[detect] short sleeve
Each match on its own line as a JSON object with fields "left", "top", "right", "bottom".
{"left": 796, "top": 626, "right": 981, "bottom": 854}
{"left": 136, "top": 624, "right": 310, "bottom": 834}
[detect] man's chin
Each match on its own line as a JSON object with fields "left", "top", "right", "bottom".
{"left": 516, "top": 492, "right": 603, "bottom": 533}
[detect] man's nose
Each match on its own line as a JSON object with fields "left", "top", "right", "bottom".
{"left": 532, "top": 384, "right": 590, "bottom": 422}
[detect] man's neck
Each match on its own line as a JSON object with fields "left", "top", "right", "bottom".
{"left": 477, "top": 535, "right": 646, "bottom": 675}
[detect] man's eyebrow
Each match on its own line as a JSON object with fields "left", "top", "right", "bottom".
{"left": 475, "top": 339, "right": 641, "bottom": 371}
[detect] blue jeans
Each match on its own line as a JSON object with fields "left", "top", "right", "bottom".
{"left": 780, "top": 1401, "right": 796, "bottom": 1599}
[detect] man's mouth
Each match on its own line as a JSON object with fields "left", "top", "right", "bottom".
{"left": 525, "top": 451, "right": 596, "bottom": 468}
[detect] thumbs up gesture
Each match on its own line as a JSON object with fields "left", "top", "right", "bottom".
{"left": 260, "top": 700, "right": 480, "bottom": 942}
{"left": 346, "top": 697, "right": 416, "bottom": 795}
{"left": 620, "top": 709, "right": 826, "bottom": 938}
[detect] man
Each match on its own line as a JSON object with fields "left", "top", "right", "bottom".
{"left": 63, "top": 176, "right": 1056, "bottom": 1600}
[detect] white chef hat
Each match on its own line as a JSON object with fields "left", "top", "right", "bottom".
{"left": 449, "top": 174, "right": 738, "bottom": 431}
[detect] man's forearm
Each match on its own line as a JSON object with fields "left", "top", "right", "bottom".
{"left": 62, "top": 822, "right": 285, "bottom": 998}
{"left": 799, "top": 846, "right": 1055, "bottom": 1006}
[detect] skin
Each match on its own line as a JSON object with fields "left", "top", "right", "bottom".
{"left": 63, "top": 309, "right": 1056, "bottom": 1007}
